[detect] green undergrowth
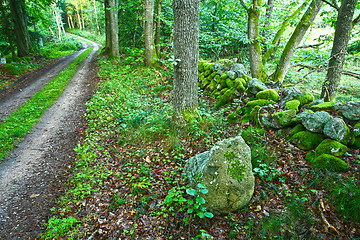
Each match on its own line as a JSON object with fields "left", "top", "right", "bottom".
{"left": 0, "top": 47, "right": 93, "bottom": 161}
{"left": 67, "top": 29, "right": 105, "bottom": 46}
{"left": 40, "top": 35, "right": 82, "bottom": 59}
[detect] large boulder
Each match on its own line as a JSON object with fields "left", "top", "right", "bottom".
{"left": 183, "top": 136, "right": 255, "bottom": 214}
{"left": 230, "top": 63, "right": 247, "bottom": 78}
{"left": 341, "top": 101, "right": 360, "bottom": 121}
{"left": 301, "top": 111, "right": 331, "bottom": 133}
{"left": 290, "top": 131, "right": 324, "bottom": 150}
{"left": 323, "top": 118, "right": 346, "bottom": 141}
{"left": 280, "top": 87, "right": 302, "bottom": 108}
{"left": 248, "top": 79, "right": 267, "bottom": 95}
{"left": 261, "top": 110, "right": 297, "bottom": 129}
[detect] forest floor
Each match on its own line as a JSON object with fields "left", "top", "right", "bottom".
{"left": 0, "top": 41, "right": 99, "bottom": 239}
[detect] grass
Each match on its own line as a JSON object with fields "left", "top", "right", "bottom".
{"left": 67, "top": 29, "right": 105, "bottom": 46}
{"left": 0, "top": 47, "right": 94, "bottom": 161}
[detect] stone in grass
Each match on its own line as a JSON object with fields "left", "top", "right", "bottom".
{"left": 311, "top": 154, "right": 348, "bottom": 172}
{"left": 353, "top": 122, "right": 360, "bottom": 137}
{"left": 301, "top": 111, "right": 331, "bottom": 133}
{"left": 256, "top": 89, "right": 280, "bottom": 102}
{"left": 341, "top": 101, "right": 360, "bottom": 121}
{"left": 248, "top": 79, "right": 267, "bottom": 95}
{"left": 285, "top": 100, "right": 300, "bottom": 112}
{"left": 291, "top": 124, "right": 306, "bottom": 136}
{"left": 183, "top": 136, "right": 254, "bottom": 214}
{"left": 310, "top": 101, "right": 336, "bottom": 112}
{"left": 290, "top": 131, "right": 324, "bottom": 150}
{"left": 261, "top": 110, "right": 297, "bottom": 129}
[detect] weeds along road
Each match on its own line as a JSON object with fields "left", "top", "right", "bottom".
{"left": 0, "top": 40, "right": 99, "bottom": 239}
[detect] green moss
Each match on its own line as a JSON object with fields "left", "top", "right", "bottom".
{"left": 208, "top": 80, "right": 217, "bottom": 92}
{"left": 353, "top": 122, "right": 360, "bottom": 137}
{"left": 242, "top": 105, "right": 261, "bottom": 123}
{"left": 310, "top": 101, "right": 336, "bottom": 111}
{"left": 204, "top": 63, "right": 214, "bottom": 71}
{"left": 215, "top": 89, "right": 235, "bottom": 108}
{"left": 226, "top": 78, "right": 234, "bottom": 88}
{"left": 341, "top": 124, "right": 354, "bottom": 146}
{"left": 312, "top": 154, "right": 348, "bottom": 172}
{"left": 221, "top": 73, "right": 228, "bottom": 80}
{"left": 234, "top": 79, "right": 245, "bottom": 92}
{"left": 224, "top": 151, "right": 247, "bottom": 182}
{"left": 298, "top": 92, "right": 314, "bottom": 106}
{"left": 283, "top": 84, "right": 294, "bottom": 88}
{"left": 315, "top": 139, "right": 348, "bottom": 157}
{"left": 285, "top": 100, "right": 300, "bottom": 112}
{"left": 245, "top": 99, "right": 274, "bottom": 114}
{"left": 243, "top": 75, "right": 252, "bottom": 82}
{"left": 305, "top": 151, "right": 317, "bottom": 162}
{"left": 227, "top": 112, "right": 239, "bottom": 123}
{"left": 292, "top": 124, "right": 306, "bottom": 135}
{"left": 276, "top": 110, "right": 297, "bottom": 127}
{"left": 209, "top": 72, "right": 217, "bottom": 79}
{"left": 256, "top": 89, "right": 280, "bottom": 102}
{"left": 214, "top": 75, "right": 221, "bottom": 82}
{"left": 290, "top": 131, "right": 324, "bottom": 150}
{"left": 352, "top": 137, "right": 360, "bottom": 149}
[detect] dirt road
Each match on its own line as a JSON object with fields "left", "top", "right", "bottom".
{"left": 0, "top": 40, "right": 99, "bottom": 239}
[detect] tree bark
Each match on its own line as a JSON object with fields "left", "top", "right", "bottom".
{"left": 104, "top": 0, "right": 119, "bottom": 57}
{"left": 9, "top": 0, "right": 32, "bottom": 57}
{"left": 93, "top": 0, "right": 101, "bottom": 34}
{"left": 272, "top": 0, "right": 322, "bottom": 82}
{"left": 321, "top": 0, "right": 357, "bottom": 101}
{"left": 155, "top": 0, "right": 162, "bottom": 58}
{"left": 0, "top": 0, "right": 15, "bottom": 57}
{"left": 144, "top": 0, "right": 155, "bottom": 66}
{"left": 172, "top": 0, "right": 200, "bottom": 125}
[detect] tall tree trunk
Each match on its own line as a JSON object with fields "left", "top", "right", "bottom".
{"left": 321, "top": 0, "right": 357, "bottom": 101}
{"left": 9, "top": 0, "right": 32, "bottom": 57}
{"left": 69, "top": 14, "right": 75, "bottom": 29}
{"left": 155, "top": 0, "right": 162, "bottom": 58}
{"left": 172, "top": 0, "right": 200, "bottom": 125}
{"left": 272, "top": 0, "right": 322, "bottom": 82}
{"left": 144, "top": 0, "right": 155, "bottom": 66}
{"left": 104, "top": 0, "right": 119, "bottom": 57}
{"left": 93, "top": 0, "right": 101, "bottom": 34}
{"left": 75, "top": 0, "right": 82, "bottom": 29}
{"left": 81, "top": 2, "right": 85, "bottom": 29}
{"left": 247, "top": 0, "right": 267, "bottom": 81}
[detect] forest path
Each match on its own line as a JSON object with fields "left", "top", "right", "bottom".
{"left": 0, "top": 40, "right": 99, "bottom": 239}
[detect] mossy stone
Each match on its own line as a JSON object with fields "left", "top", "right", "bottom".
{"left": 204, "top": 63, "right": 214, "bottom": 71}
{"left": 234, "top": 79, "right": 245, "bottom": 92}
{"left": 315, "top": 139, "right": 348, "bottom": 157}
{"left": 215, "top": 89, "right": 235, "bottom": 108}
{"left": 261, "top": 110, "right": 297, "bottom": 129}
{"left": 204, "top": 70, "right": 211, "bottom": 77}
{"left": 285, "top": 100, "right": 300, "bottom": 112}
{"left": 226, "top": 78, "right": 234, "bottom": 88}
{"left": 214, "top": 75, "right": 221, "bottom": 82}
{"left": 292, "top": 124, "right": 306, "bottom": 135}
{"left": 220, "top": 78, "right": 227, "bottom": 88}
{"left": 221, "top": 73, "right": 228, "bottom": 80}
{"left": 242, "top": 105, "right": 261, "bottom": 124}
{"left": 210, "top": 72, "right": 217, "bottom": 79}
{"left": 352, "top": 137, "right": 360, "bottom": 149}
{"left": 353, "top": 122, "right": 360, "bottom": 137}
{"left": 340, "top": 124, "right": 354, "bottom": 146}
{"left": 311, "top": 154, "right": 348, "bottom": 172}
{"left": 256, "top": 89, "right": 280, "bottom": 102}
{"left": 208, "top": 80, "right": 217, "bottom": 92}
{"left": 243, "top": 75, "right": 252, "bottom": 82}
{"left": 290, "top": 131, "right": 324, "bottom": 150}
{"left": 310, "top": 101, "right": 336, "bottom": 111}
{"left": 299, "top": 92, "right": 314, "bottom": 106}
{"left": 245, "top": 100, "right": 274, "bottom": 114}
{"left": 227, "top": 112, "right": 239, "bottom": 123}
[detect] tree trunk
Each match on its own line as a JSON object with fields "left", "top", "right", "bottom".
{"left": 272, "top": 0, "right": 322, "bottom": 82}
{"left": 321, "top": 0, "right": 357, "bottom": 101}
{"left": 144, "top": 0, "right": 155, "bottom": 66}
{"left": 104, "top": 0, "right": 119, "bottom": 57}
{"left": 172, "top": 0, "right": 200, "bottom": 125}
{"left": 0, "top": 0, "right": 15, "bottom": 57}
{"left": 81, "top": 2, "right": 85, "bottom": 29}
{"left": 155, "top": 0, "right": 162, "bottom": 58}
{"left": 75, "top": 0, "right": 82, "bottom": 29}
{"left": 247, "top": 0, "right": 267, "bottom": 82}
{"left": 9, "top": 0, "right": 32, "bottom": 57}
{"left": 93, "top": 0, "right": 101, "bottom": 34}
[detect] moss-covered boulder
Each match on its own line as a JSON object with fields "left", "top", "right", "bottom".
{"left": 290, "top": 131, "right": 324, "bottom": 150}
{"left": 301, "top": 111, "right": 331, "bottom": 133}
{"left": 292, "top": 124, "right": 306, "bottom": 135}
{"left": 341, "top": 101, "right": 360, "bottom": 121}
{"left": 248, "top": 79, "right": 267, "bottom": 95}
{"left": 315, "top": 139, "right": 348, "bottom": 157}
{"left": 242, "top": 105, "right": 261, "bottom": 123}
{"left": 227, "top": 112, "right": 239, "bottom": 123}
{"left": 354, "top": 122, "right": 360, "bottom": 137}
{"left": 323, "top": 118, "right": 352, "bottom": 145}
{"left": 310, "top": 101, "right": 336, "bottom": 111}
{"left": 215, "top": 89, "right": 235, "bottom": 108}
{"left": 285, "top": 100, "right": 300, "bottom": 112}
{"left": 261, "top": 110, "right": 297, "bottom": 129}
{"left": 183, "top": 136, "right": 254, "bottom": 214}
{"left": 226, "top": 78, "right": 234, "bottom": 88}
{"left": 245, "top": 99, "right": 274, "bottom": 114}
{"left": 227, "top": 71, "right": 236, "bottom": 79}
{"left": 352, "top": 137, "right": 360, "bottom": 149}
{"left": 256, "top": 89, "right": 280, "bottom": 102}
{"left": 298, "top": 92, "right": 314, "bottom": 106}
{"left": 234, "top": 79, "right": 245, "bottom": 92}
{"left": 311, "top": 154, "right": 348, "bottom": 172}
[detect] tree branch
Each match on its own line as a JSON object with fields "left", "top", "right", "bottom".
{"left": 297, "top": 42, "right": 324, "bottom": 49}
{"left": 239, "top": 0, "right": 249, "bottom": 11}
{"left": 291, "top": 64, "right": 360, "bottom": 80}
{"left": 321, "top": 0, "right": 339, "bottom": 10}
{"left": 352, "top": 13, "right": 360, "bottom": 28}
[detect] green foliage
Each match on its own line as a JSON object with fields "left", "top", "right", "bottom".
{"left": 40, "top": 35, "right": 82, "bottom": 59}
{"left": 67, "top": 29, "right": 105, "bottom": 46}
{"left": 0, "top": 47, "right": 93, "bottom": 161}
{"left": 3, "top": 61, "right": 40, "bottom": 75}
{"left": 42, "top": 216, "right": 78, "bottom": 239}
